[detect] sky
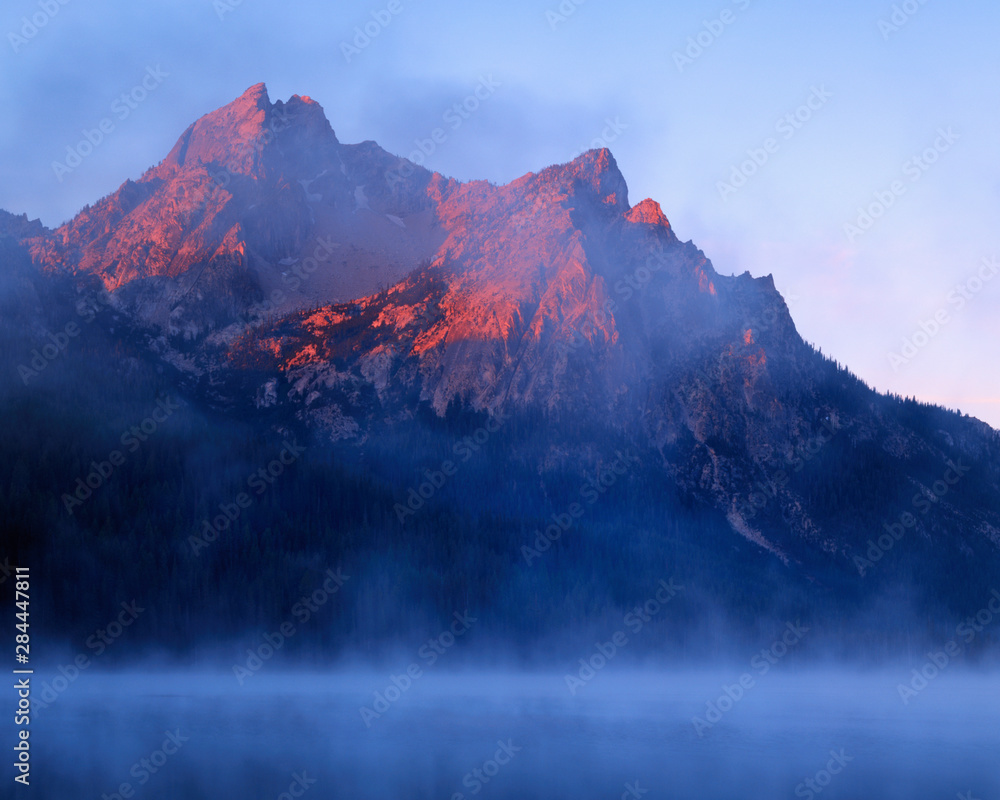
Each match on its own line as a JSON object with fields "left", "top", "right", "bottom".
{"left": 1, "top": 0, "right": 998, "bottom": 427}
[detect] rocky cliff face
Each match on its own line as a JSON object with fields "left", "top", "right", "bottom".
{"left": 24, "top": 84, "right": 443, "bottom": 335}
{"left": 7, "top": 85, "right": 999, "bottom": 579}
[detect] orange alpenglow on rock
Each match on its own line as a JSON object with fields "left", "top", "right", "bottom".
{"left": 627, "top": 198, "right": 672, "bottom": 230}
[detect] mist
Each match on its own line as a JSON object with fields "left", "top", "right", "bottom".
{"left": 12, "top": 666, "right": 999, "bottom": 799}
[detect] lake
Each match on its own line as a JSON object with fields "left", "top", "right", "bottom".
{"left": 14, "top": 668, "right": 1000, "bottom": 799}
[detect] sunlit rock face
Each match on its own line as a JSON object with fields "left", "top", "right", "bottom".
{"left": 11, "top": 85, "right": 999, "bottom": 572}
{"left": 24, "top": 83, "right": 443, "bottom": 333}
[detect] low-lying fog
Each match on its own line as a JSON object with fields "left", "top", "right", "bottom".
{"left": 14, "top": 668, "right": 1000, "bottom": 799}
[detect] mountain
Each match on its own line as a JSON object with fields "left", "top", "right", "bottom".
{"left": 26, "top": 83, "right": 443, "bottom": 334}
{"left": 3, "top": 85, "right": 999, "bottom": 658}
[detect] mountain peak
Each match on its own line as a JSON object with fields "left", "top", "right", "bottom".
{"left": 151, "top": 84, "right": 342, "bottom": 188}
{"left": 241, "top": 82, "right": 270, "bottom": 103}
{"left": 627, "top": 198, "right": 671, "bottom": 229}
{"left": 569, "top": 147, "right": 616, "bottom": 170}
{"left": 160, "top": 83, "right": 276, "bottom": 174}
{"left": 545, "top": 148, "right": 629, "bottom": 210}
{"left": 0, "top": 209, "right": 47, "bottom": 242}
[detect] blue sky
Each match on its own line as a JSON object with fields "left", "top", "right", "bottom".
{"left": 2, "top": 0, "right": 998, "bottom": 427}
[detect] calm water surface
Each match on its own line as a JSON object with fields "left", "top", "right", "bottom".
{"left": 13, "top": 669, "right": 1000, "bottom": 799}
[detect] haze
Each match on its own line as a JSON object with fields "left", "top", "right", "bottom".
{"left": 1, "top": 0, "right": 998, "bottom": 427}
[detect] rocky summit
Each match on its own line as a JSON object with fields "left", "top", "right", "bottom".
{"left": 4, "top": 85, "right": 1000, "bottom": 653}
